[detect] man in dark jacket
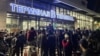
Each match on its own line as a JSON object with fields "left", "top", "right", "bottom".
{"left": 47, "top": 24, "right": 54, "bottom": 35}
{"left": 77, "top": 28, "right": 82, "bottom": 40}
{"left": 57, "top": 30, "right": 64, "bottom": 56}
{"left": 72, "top": 31, "right": 79, "bottom": 53}
{"left": 48, "top": 33, "right": 56, "bottom": 56}
{"left": 41, "top": 29, "right": 48, "bottom": 56}
{"left": 80, "top": 36, "right": 95, "bottom": 56}
{"left": 12, "top": 31, "right": 26, "bottom": 56}
{"left": 0, "top": 32, "right": 8, "bottom": 56}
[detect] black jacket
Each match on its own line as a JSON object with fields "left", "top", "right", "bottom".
{"left": 41, "top": 35, "right": 48, "bottom": 49}
{"left": 81, "top": 49, "right": 95, "bottom": 56}
{"left": 48, "top": 34, "right": 56, "bottom": 48}
{"left": 0, "top": 38, "right": 8, "bottom": 53}
{"left": 16, "top": 34, "right": 26, "bottom": 47}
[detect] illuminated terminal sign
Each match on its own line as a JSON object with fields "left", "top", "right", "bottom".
{"left": 10, "top": 3, "right": 74, "bottom": 21}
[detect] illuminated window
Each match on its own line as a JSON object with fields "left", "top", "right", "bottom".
{"left": 69, "top": 11, "right": 73, "bottom": 16}
{"left": 6, "top": 18, "right": 11, "bottom": 24}
{"left": 40, "top": 21, "right": 46, "bottom": 26}
{"left": 56, "top": 7, "right": 59, "bottom": 14}
{"left": 90, "top": 19, "right": 93, "bottom": 22}
{"left": 12, "top": 19, "right": 19, "bottom": 25}
{"left": 30, "top": 20, "right": 36, "bottom": 27}
{"left": 46, "top": 22, "right": 50, "bottom": 26}
{"left": 72, "top": 12, "right": 76, "bottom": 17}
{"left": 76, "top": 12, "right": 79, "bottom": 18}
{"left": 82, "top": 15, "right": 86, "bottom": 21}
{"left": 67, "top": 10, "right": 70, "bottom": 15}
{"left": 23, "top": 21, "right": 28, "bottom": 30}
{"left": 64, "top": 9, "right": 67, "bottom": 15}
{"left": 60, "top": 8, "right": 63, "bottom": 14}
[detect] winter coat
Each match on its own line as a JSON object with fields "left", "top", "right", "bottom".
{"left": 15, "top": 34, "right": 26, "bottom": 47}
{"left": 0, "top": 38, "right": 8, "bottom": 54}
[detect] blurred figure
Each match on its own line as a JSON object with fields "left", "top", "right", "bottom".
{"left": 47, "top": 24, "right": 54, "bottom": 35}
{"left": 25, "top": 29, "right": 29, "bottom": 42}
{"left": 72, "top": 30, "right": 79, "bottom": 56}
{"left": 76, "top": 28, "right": 82, "bottom": 40}
{"left": 80, "top": 35, "right": 95, "bottom": 56}
{"left": 5, "top": 33, "right": 12, "bottom": 48}
{"left": 41, "top": 29, "right": 48, "bottom": 56}
{"left": 48, "top": 33, "right": 56, "bottom": 56}
{"left": 82, "top": 28, "right": 89, "bottom": 38}
{"left": 0, "top": 32, "right": 8, "bottom": 56}
{"left": 57, "top": 30, "right": 64, "bottom": 56}
{"left": 88, "top": 29, "right": 100, "bottom": 56}
{"left": 12, "top": 31, "right": 26, "bottom": 56}
{"left": 37, "top": 30, "right": 42, "bottom": 48}
{"left": 62, "top": 33, "right": 72, "bottom": 56}
{"left": 28, "top": 27, "right": 37, "bottom": 45}
{"left": 11, "top": 33, "right": 18, "bottom": 49}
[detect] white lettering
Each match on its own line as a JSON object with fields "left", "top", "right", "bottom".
{"left": 10, "top": 3, "right": 74, "bottom": 21}
{"left": 31, "top": 8, "right": 36, "bottom": 15}
{"left": 46, "top": 11, "right": 50, "bottom": 17}
{"left": 36, "top": 9, "right": 42, "bottom": 16}
{"left": 27, "top": 7, "right": 32, "bottom": 14}
{"left": 17, "top": 5, "right": 24, "bottom": 13}
{"left": 50, "top": 10, "right": 56, "bottom": 18}
{"left": 41, "top": 10, "right": 47, "bottom": 17}
{"left": 10, "top": 3, "right": 16, "bottom": 12}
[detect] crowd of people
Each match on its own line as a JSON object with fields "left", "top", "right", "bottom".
{"left": 0, "top": 24, "right": 100, "bottom": 56}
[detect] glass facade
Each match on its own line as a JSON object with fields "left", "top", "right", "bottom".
{"left": 6, "top": 12, "right": 74, "bottom": 32}
{"left": 68, "top": 11, "right": 93, "bottom": 29}
{"left": 55, "top": 6, "right": 93, "bottom": 29}
{"left": 94, "top": 21, "right": 100, "bottom": 30}
{"left": 7, "top": 14, "right": 39, "bottom": 32}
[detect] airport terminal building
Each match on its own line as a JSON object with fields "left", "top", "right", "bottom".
{"left": 0, "top": 0, "right": 94, "bottom": 32}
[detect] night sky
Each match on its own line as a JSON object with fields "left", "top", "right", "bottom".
{"left": 37, "top": 0, "right": 100, "bottom": 13}
{"left": 87, "top": 0, "right": 100, "bottom": 13}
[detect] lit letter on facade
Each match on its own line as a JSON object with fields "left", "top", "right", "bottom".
{"left": 10, "top": 3, "right": 16, "bottom": 12}
{"left": 50, "top": 10, "right": 56, "bottom": 18}
{"left": 46, "top": 11, "right": 50, "bottom": 17}
{"left": 36, "top": 9, "right": 42, "bottom": 16}
{"left": 17, "top": 5, "right": 24, "bottom": 13}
